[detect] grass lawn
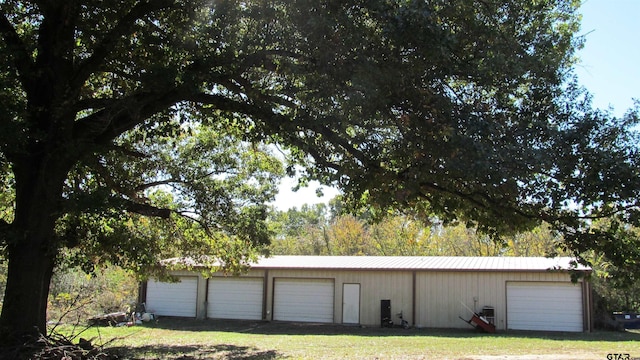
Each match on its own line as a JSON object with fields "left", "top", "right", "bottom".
{"left": 53, "top": 318, "right": 640, "bottom": 360}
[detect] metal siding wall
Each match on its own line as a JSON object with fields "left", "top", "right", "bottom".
{"left": 265, "top": 269, "right": 413, "bottom": 326}
{"left": 163, "top": 268, "right": 585, "bottom": 329}
{"left": 356, "top": 271, "right": 413, "bottom": 326}
{"left": 415, "top": 271, "right": 577, "bottom": 330}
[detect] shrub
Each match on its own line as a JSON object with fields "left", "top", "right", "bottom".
{"left": 47, "top": 265, "right": 138, "bottom": 325}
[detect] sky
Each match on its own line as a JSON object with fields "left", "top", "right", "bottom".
{"left": 574, "top": 0, "right": 639, "bottom": 115}
{"left": 271, "top": 0, "right": 640, "bottom": 211}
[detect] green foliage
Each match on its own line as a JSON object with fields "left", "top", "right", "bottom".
{"left": 55, "top": 124, "right": 283, "bottom": 276}
{"left": 47, "top": 264, "right": 138, "bottom": 324}
{"left": 505, "top": 224, "right": 564, "bottom": 257}
{"left": 268, "top": 206, "right": 564, "bottom": 258}
{"left": 58, "top": 209, "right": 266, "bottom": 279}
{"left": 268, "top": 203, "right": 333, "bottom": 255}
{"left": 0, "top": 160, "right": 12, "bottom": 224}
{"left": 583, "top": 250, "right": 640, "bottom": 317}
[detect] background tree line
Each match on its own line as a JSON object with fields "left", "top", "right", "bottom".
{"left": 268, "top": 201, "right": 561, "bottom": 257}
{"left": 267, "top": 199, "right": 640, "bottom": 316}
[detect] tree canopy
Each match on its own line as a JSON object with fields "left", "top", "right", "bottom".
{"left": 0, "top": 0, "right": 639, "bottom": 345}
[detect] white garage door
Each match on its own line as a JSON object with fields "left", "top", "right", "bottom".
{"left": 207, "top": 277, "right": 264, "bottom": 320}
{"left": 146, "top": 277, "right": 198, "bottom": 317}
{"left": 273, "top": 278, "right": 334, "bottom": 323}
{"left": 507, "top": 282, "right": 583, "bottom": 332}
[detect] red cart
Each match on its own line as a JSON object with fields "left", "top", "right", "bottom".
{"left": 459, "top": 309, "right": 496, "bottom": 333}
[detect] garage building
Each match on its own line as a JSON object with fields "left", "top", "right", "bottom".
{"left": 141, "top": 256, "right": 592, "bottom": 332}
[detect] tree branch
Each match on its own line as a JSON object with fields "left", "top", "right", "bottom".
{"left": 85, "top": 155, "right": 139, "bottom": 200}
{"left": 0, "top": 218, "right": 9, "bottom": 232}
{"left": 134, "top": 167, "right": 236, "bottom": 192}
{"left": 71, "top": 0, "right": 179, "bottom": 89}
{"left": 411, "top": 178, "right": 542, "bottom": 224}
{"left": 0, "top": 11, "right": 34, "bottom": 90}
{"left": 239, "top": 49, "right": 309, "bottom": 72}
{"left": 414, "top": 176, "right": 638, "bottom": 231}
{"left": 73, "top": 86, "right": 187, "bottom": 144}
{"left": 189, "top": 89, "right": 368, "bottom": 172}
{"left": 106, "top": 143, "right": 147, "bottom": 159}
{"left": 176, "top": 210, "right": 215, "bottom": 235}
{"left": 73, "top": 97, "right": 120, "bottom": 113}
{"left": 125, "top": 201, "right": 171, "bottom": 218}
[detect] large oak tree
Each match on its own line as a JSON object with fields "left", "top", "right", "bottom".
{"left": 0, "top": 0, "right": 639, "bottom": 344}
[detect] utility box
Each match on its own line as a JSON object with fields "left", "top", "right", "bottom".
{"left": 381, "top": 299, "right": 391, "bottom": 327}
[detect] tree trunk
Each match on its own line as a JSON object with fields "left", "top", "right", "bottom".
{"left": 0, "top": 155, "right": 70, "bottom": 345}
{"left": 0, "top": 238, "right": 56, "bottom": 342}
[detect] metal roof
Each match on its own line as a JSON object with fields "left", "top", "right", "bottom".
{"left": 163, "top": 255, "right": 590, "bottom": 272}
{"left": 250, "top": 256, "right": 590, "bottom": 272}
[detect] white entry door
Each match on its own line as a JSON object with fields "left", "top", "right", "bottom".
{"left": 342, "top": 283, "right": 360, "bottom": 324}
